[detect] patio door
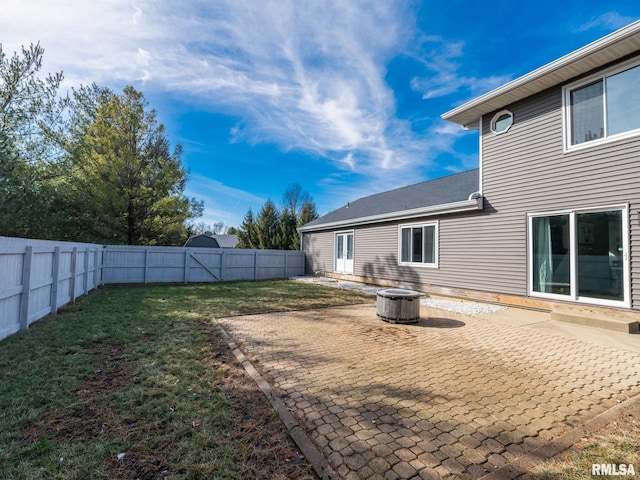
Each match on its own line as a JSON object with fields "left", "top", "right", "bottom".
{"left": 528, "top": 206, "right": 629, "bottom": 306}
{"left": 335, "top": 232, "right": 354, "bottom": 274}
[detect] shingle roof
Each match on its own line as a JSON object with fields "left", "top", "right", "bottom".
{"left": 184, "top": 234, "right": 239, "bottom": 248}
{"left": 300, "top": 169, "right": 480, "bottom": 232}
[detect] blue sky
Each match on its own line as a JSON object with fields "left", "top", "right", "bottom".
{"left": 2, "top": 1, "right": 640, "bottom": 229}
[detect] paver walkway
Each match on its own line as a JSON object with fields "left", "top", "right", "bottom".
{"left": 217, "top": 303, "right": 640, "bottom": 479}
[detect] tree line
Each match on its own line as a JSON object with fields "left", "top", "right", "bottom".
{"left": 1, "top": 43, "right": 202, "bottom": 245}
{"left": 236, "top": 183, "right": 319, "bottom": 250}
{"left": 1, "top": 43, "right": 321, "bottom": 248}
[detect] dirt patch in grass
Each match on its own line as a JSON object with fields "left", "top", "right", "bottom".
{"left": 21, "top": 342, "right": 129, "bottom": 444}
{"left": 20, "top": 342, "right": 172, "bottom": 478}
{"left": 203, "top": 320, "right": 317, "bottom": 480}
{"left": 19, "top": 324, "right": 317, "bottom": 480}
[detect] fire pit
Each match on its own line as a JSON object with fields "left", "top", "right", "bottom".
{"left": 376, "top": 288, "right": 421, "bottom": 323}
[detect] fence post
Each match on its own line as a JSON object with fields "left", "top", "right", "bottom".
{"left": 144, "top": 248, "right": 149, "bottom": 284}
{"left": 83, "top": 249, "right": 89, "bottom": 295}
{"left": 221, "top": 250, "right": 226, "bottom": 282}
{"left": 93, "top": 249, "right": 100, "bottom": 288}
{"left": 284, "top": 251, "right": 288, "bottom": 278}
{"left": 19, "top": 246, "right": 33, "bottom": 330}
{"left": 184, "top": 249, "right": 189, "bottom": 283}
{"left": 70, "top": 247, "right": 78, "bottom": 302}
{"left": 253, "top": 251, "right": 258, "bottom": 280}
{"left": 51, "top": 247, "right": 61, "bottom": 314}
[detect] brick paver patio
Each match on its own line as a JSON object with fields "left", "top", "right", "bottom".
{"left": 217, "top": 303, "right": 640, "bottom": 479}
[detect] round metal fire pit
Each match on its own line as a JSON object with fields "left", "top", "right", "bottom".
{"left": 376, "top": 288, "right": 421, "bottom": 323}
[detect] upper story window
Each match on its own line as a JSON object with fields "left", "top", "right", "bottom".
{"left": 565, "top": 58, "right": 640, "bottom": 149}
{"left": 490, "top": 109, "right": 513, "bottom": 134}
{"left": 398, "top": 222, "right": 438, "bottom": 267}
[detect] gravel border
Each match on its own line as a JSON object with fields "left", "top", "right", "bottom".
{"left": 292, "top": 276, "right": 507, "bottom": 317}
{"left": 420, "top": 298, "right": 506, "bottom": 316}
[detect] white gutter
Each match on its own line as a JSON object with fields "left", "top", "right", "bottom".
{"left": 298, "top": 196, "right": 483, "bottom": 233}
{"left": 442, "top": 19, "right": 640, "bottom": 126}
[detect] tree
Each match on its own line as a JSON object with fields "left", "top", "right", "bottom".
{"left": 188, "top": 221, "right": 227, "bottom": 235}
{"left": 282, "top": 183, "right": 312, "bottom": 219}
{"left": 237, "top": 209, "right": 258, "bottom": 248}
{"left": 255, "top": 200, "right": 280, "bottom": 250}
{"left": 0, "top": 43, "right": 66, "bottom": 239}
{"left": 298, "top": 200, "right": 319, "bottom": 227}
{"left": 277, "top": 207, "right": 298, "bottom": 250}
{"left": 236, "top": 185, "right": 319, "bottom": 250}
{"left": 0, "top": 42, "right": 63, "bottom": 163}
{"left": 63, "top": 86, "right": 202, "bottom": 245}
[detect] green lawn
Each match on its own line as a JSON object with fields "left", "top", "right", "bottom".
{"left": 3, "top": 279, "right": 638, "bottom": 479}
{"left": 0, "top": 280, "right": 372, "bottom": 480}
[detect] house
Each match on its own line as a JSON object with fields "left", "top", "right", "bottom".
{"left": 299, "top": 20, "right": 640, "bottom": 322}
{"left": 184, "top": 232, "right": 239, "bottom": 248}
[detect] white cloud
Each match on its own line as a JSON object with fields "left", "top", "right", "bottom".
{"left": 409, "top": 36, "right": 512, "bottom": 101}
{"left": 0, "top": 0, "right": 481, "bottom": 221}
{"left": 0, "top": 1, "right": 461, "bottom": 173}
{"left": 574, "top": 12, "right": 637, "bottom": 33}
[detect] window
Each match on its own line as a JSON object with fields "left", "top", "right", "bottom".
{"left": 565, "top": 59, "right": 640, "bottom": 148}
{"left": 399, "top": 222, "right": 437, "bottom": 267}
{"left": 490, "top": 109, "right": 514, "bottom": 134}
{"left": 528, "top": 206, "right": 628, "bottom": 307}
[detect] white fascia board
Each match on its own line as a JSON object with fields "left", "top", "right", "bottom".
{"left": 441, "top": 20, "right": 640, "bottom": 126}
{"left": 297, "top": 197, "right": 483, "bottom": 233}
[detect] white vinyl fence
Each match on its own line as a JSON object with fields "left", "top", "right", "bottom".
{"left": 103, "top": 245, "right": 304, "bottom": 284}
{"left": 0, "top": 237, "right": 104, "bottom": 340}
{"left": 0, "top": 237, "right": 305, "bottom": 341}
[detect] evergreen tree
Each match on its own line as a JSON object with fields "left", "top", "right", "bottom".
{"left": 0, "top": 43, "right": 66, "bottom": 239}
{"left": 277, "top": 207, "right": 298, "bottom": 250}
{"left": 237, "top": 209, "right": 259, "bottom": 248}
{"left": 298, "top": 201, "right": 319, "bottom": 227}
{"left": 237, "top": 186, "right": 318, "bottom": 250}
{"left": 62, "top": 86, "right": 202, "bottom": 245}
{"left": 256, "top": 200, "right": 280, "bottom": 250}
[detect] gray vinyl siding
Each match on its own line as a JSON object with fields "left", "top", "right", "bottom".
{"left": 303, "top": 231, "right": 334, "bottom": 274}
{"left": 304, "top": 210, "right": 522, "bottom": 296}
{"left": 349, "top": 212, "right": 523, "bottom": 295}
{"left": 481, "top": 84, "right": 640, "bottom": 309}
{"left": 303, "top": 59, "right": 640, "bottom": 309}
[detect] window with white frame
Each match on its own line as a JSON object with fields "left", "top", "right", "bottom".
{"left": 528, "top": 206, "right": 629, "bottom": 307}
{"left": 399, "top": 222, "right": 437, "bottom": 267}
{"left": 490, "top": 109, "right": 513, "bottom": 134}
{"left": 565, "top": 58, "right": 640, "bottom": 148}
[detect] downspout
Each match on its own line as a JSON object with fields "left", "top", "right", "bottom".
{"left": 461, "top": 115, "right": 483, "bottom": 198}
{"left": 478, "top": 115, "right": 483, "bottom": 195}
{"left": 300, "top": 232, "right": 305, "bottom": 275}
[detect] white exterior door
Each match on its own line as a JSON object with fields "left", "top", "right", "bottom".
{"left": 335, "top": 232, "right": 354, "bottom": 274}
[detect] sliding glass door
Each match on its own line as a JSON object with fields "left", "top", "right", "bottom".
{"left": 529, "top": 206, "right": 628, "bottom": 306}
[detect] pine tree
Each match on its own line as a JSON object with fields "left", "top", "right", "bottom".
{"left": 256, "top": 200, "right": 280, "bottom": 250}
{"left": 277, "top": 208, "right": 298, "bottom": 250}
{"left": 298, "top": 201, "right": 319, "bottom": 227}
{"left": 63, "top": 86, "right": 202, "bottom": 245}
{"left": 237, "top": 209, "right": 259, "bottom": 248}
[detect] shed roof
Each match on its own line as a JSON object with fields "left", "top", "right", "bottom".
{"left": 299, "top": 169, "right": 480, "bottom": 233}
{"left": 442, "top": 20, "right": 640, "bottom": 128}
{"left": 184, "top": 233, "right": 239, "bottom": 248}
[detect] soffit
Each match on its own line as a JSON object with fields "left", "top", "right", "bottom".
{"left": 442, "top": 21, "right": 640, "bottom": 127}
